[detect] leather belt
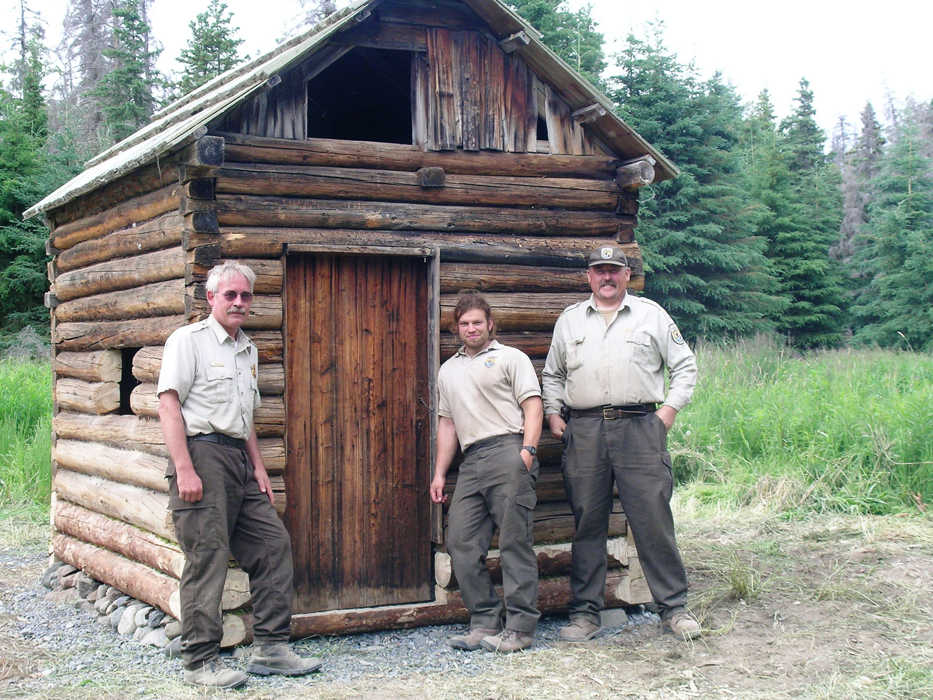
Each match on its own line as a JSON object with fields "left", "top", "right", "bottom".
{"left": 570, "top": 404, "right": 657, "bottom": 420}
{"left": 189, "top": 433, "right": 246, "bottom": 449}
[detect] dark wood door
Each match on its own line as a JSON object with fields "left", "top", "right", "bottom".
{"left": 285, "top": 253, "right": 432, "bottom": 612}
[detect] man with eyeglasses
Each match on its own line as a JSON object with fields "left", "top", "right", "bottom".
{"left": 158, "top": 261, "right": 321, "bottom": 688}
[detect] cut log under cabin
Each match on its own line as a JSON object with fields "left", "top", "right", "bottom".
{"left": 27, "top": 0, "right": 679, "bottom": 639}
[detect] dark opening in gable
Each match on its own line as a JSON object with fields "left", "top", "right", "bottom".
{"left": 308, "top": 47, "right": 412, "bottom": 144}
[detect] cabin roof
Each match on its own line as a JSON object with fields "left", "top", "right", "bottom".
{"left": 25, "top": 0, "right": 678, "bottom": 220}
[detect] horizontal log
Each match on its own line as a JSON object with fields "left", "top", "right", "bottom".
{"left": 55, "top": 278, "right": 184, "bottom": 322}
{"left": 441, "top": 331, "right": 552, "bottom": 360}
{"left": 440, "top": 263, "right": 590, "bottom": 293}
{"left": 434, "top": 537, "right": 631, "bottom": 589}
{"left": 215, "top": 195, "right": 628, "bottom": 238}
{"left": 54, "top": 247, "right": 185, "bottom": 302}
{"left": 219, "top": 133, "right": 619, "bottom": 179}
{"left": 54, "top": 468, "right": 172, "bottom": 540}
{"left": 52, "top": 533, "right": 178, "bottom": 618}
{"left": 289, "top": 569, "right": 640, "bottom": 638}
{"left": 54, "top": 411, "right": 167, "bottom": 456}
{"left": 440, "top": 292, "right": 581, "bottom": 331}
{"left": 215, "top": 165, "right": 619, "bottom": 211}
{"left": 55, "top": 212, "right": 184, "bottom": 273}
{"left": 131, "top": 346, "right": 284, "bottom": 395}
{"left": 51, "top": 183, "right": 181, "bottom": 251}
{"left": 55, "top": 377, "right": 120, "bottom": 415}
{"left": 186, "top": 294, "right": 282, "bottom": 330}
{"left": 54, "top": 350, "right": 122, "bottom": 383}
{"left": 54, "top": 315, "right": 186, "bottom": 351}
{"left": 53, "top": 438, "right": 168, "bottom": 493}
{"left": 616, "top": 158, "right": 655, "bottom": 189}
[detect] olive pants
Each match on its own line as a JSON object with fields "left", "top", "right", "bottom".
{"left": 169, "top": 439, "right": 294, "bottom": 669}
{"left": 447, "top": 433, "right": 540, "bottom": 633}
{"left": 562, "top": 413, "right": 687, "bottom": 624}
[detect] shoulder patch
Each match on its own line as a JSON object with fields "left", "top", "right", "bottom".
{"left": 669, "top": 324, "right": 685, "bottom": 345}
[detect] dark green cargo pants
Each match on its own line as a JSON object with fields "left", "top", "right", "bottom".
{"left": 562, "top": 412, "right": 687, "bottom": 624}
{"left": 447, "top": 433, "right": 540, "bottom": 634}
{"left": 168, "top": 439, "right": 294, "bottom": 669}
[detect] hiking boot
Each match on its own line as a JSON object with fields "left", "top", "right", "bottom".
{"left": 447, "top": 626, "right": 499, "bottom": 651}
{"left": 183, "top": 658, "right": 248, "bottom": 689}
{"left": 662, "top": 608, "right": 701, "bottom": 640}
{"left": 480, "top": 629, "right": 534, "bottom": 653}
{"left": 559, "top": 616, "right": 601, "bottom": 642}
{"left": 246, "top": 643, "right": 323, "bottom": 676}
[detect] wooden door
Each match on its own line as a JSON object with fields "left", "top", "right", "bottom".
{"left": 285, "top": 253, "right": 432, "bottom": 612}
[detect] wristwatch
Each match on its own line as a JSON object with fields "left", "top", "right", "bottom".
{"left": 521, "top": 445, "right": 537, "bottom": 455}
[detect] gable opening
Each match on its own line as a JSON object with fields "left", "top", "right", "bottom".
{"left": 307, "top": 47, "right": 413, "bottom": 144}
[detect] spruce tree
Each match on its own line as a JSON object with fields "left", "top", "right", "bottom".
{"left": 507, "top": 0, "right": 606, "bottom": 88}
{"left": 91, "top": 0, "right": 160, "bottom": 145}
{"left": 606, "top": 27, "right": 780, "bottom": 341}
{"left": 851, "top": 103, "right": 933, "bottom": 350}
{"left": 176, "top": 0, "right": 245, "bottom": 96}
{"left": 769, "top": 78, "right": 846, "bottom": 348}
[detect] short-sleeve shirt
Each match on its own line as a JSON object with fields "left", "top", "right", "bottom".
{"left": 157, "top": 315, "right": 261, "bottom": 440}
{"left": 437, "top": 339, "right": 541, "bottom": 451}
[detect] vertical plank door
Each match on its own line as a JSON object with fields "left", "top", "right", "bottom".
{"left": 285, "top": 253, "right": 432, "bottom": 611}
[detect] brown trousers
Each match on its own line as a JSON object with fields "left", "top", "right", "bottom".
{"left": 169, "top": 439, "right": 293, "bottom": 669}
{"left": 562, "top": 412, "right": 687, "bottom": 624}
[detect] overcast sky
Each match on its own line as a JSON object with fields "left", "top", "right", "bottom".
{"left": 12, "top": 0, "right": 933, "bottom": 142}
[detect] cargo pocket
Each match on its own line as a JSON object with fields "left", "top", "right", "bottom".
{"left": 170, "top": 503, "right": 224, "bottom": 552}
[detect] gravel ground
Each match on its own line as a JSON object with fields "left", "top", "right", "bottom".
{"left": 1, "top": 543, "right": 658, "bottom": 697}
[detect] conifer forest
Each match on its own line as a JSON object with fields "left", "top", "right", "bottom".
{"left": 1, "top": 0, "right": 931, "bottom": 352}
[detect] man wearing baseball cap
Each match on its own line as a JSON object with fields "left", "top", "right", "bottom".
{"left": 542, "top": 245, "right": 700, "bottom": 641}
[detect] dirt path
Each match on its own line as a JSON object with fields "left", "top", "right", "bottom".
{"left": 2, "top": 509, "right": 931, "bottom": 699}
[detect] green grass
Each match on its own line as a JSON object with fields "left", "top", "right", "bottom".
{"left": 671, "top": 335, "right": 933, "bottom": 515}
{"left": 0, "top": 358, "right": 52, "bottom": 514}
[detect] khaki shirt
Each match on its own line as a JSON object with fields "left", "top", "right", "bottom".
{"left": 157, "top": 316, "right": 261, "bottom": 440}
{"left": 542, "top": 293, "right": 697, "bottom": 415}
{"left": 437, "top": 340, "right": 541, "bottom": 451}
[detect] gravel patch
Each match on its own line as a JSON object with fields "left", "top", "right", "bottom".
{"left": 1, "top": 543, "right": 659, "bottom": 697}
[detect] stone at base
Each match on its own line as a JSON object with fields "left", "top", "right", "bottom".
{"left": 164, "top": 636, "right": 183, "bottom": 659}
{"left": 141, "top": 627, "right": 169, "bottom": 648}
{"left": 163, "top": 620, "right": 182, "bottom": 639}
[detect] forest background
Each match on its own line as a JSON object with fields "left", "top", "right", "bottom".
{"left": 0, "top": 0, "right": 931, "bottom": 354}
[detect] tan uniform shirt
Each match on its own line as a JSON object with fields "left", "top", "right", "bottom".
{"left": 542, "top": 293, "right": 697, "bottom": 415}
{"left": 437, "top": 340, "right": 541, "bottom": 451}
{"left": 157, "top": 315, "right": 261, "bottom": 440}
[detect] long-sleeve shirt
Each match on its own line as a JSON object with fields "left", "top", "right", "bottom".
{"left": 542, "top": 293, "right": 697, "bottom": 416}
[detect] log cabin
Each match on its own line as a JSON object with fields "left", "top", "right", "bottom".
{"left": 26, "top": 0, "right": 679, "bottom": 639}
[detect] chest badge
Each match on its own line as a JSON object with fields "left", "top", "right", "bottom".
{"left": 251, "top": 364, "right": 257, "bottom": 378}
{"left": 484, "top": 357, "right": 496, "bottom": 368}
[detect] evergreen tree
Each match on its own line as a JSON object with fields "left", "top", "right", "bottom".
{"left": 91, "top": 0, "right": 160, "bottom": 145}
{"left": 606, "top": 27, "right": 781, "bottom": 340}
{"left": 176, "top": 0, "right": 245, "bottom": 96}
{"left": 507, "top": 0, "right": 606, "bottom": 88}
{"left": 300, "top": 0, "right": 338, "bottom": 25}
{"left": 768, "top": 78, "right": 846, "bottom": 348}
{"left": 851, "top": 103, "right": 933, "bottom": 350}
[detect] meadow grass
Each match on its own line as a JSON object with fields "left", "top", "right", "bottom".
{"left": 671, "top": 335, "right": 933, "bottom": 515}
{"left": 0, "top": 358, "right": 52, "bottom": 523}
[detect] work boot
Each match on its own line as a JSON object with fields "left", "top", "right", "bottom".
{"left": 558, "top": 616, "right": 601, "bottom": 642}
{"left": 246, "top": 643, "right": 323, "bottom": 676}
{"left": 183, "top": 658, "right": 248, "bottom": 689}
{"left": 662, "top": 608, "right": 701, "bottom": 640}
{"left": 447, "top": 626, "right": 499, "bottom": 651}
{"left": 480, "top": 629, "right": 534, "bottom": 653}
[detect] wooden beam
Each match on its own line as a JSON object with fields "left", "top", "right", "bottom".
{"left": 615, "top": 157, "right": 656, "bottom": 190}
{"left": 54, "top": 247, "right": 184, "bottom": 302}
{"left": 498, "top": 30, "right": 530, "bottom": 53}
{"left": 572, "top": 103, "right": 607, "bottom": 124}
{"left": 54, "top": 350, "right": 123, "bottom": 383}
{"left": 55, "top": 378, "right": 120, "bottom": 415}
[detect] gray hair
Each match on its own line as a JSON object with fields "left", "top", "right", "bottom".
{"left": 206, "top": 260, "right": 256, "bottom": 293}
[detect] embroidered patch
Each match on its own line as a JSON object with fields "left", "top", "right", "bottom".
{"left": 484, "top": 357, "right": 496, "bottom": 368}
{"left": 601, "top": 246, "right": 614, "bottom": 259}
{"left": 670, "top": 325, "right": 685, "bottom": 345}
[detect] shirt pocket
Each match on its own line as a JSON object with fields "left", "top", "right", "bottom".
{"left": 627, "top": 332, "right": 658, "bottom": 369}
{"left": 566, "top": 339, "right": 585, "bottom": 370}
{"left": 205, "top": 364, "right": 235, "bottom": 404}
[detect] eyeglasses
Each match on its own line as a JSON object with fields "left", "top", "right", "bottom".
{"left": 221, "top": 290, "right": 253, "bottom": 302}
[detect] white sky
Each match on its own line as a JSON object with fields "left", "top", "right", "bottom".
{"left": 8, "top": 0, "right": 933, "bottom": 142}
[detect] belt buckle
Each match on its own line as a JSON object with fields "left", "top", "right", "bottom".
{"left": 601, "top": 406, "right": 617, "bottom": 420}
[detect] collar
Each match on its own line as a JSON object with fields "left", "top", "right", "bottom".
{"left": 585, "top": 292, "right": 630, "bottom": 314}
{"left": 206, "top": 314, "right": 250, "bottom": 351}
{"left": 455, "top": 338, "right": 501, "bottom": 358}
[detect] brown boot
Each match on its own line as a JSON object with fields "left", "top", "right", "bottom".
{"left": 246, "top": 643, "right": 323, "bottom": 676}
{"left": 447, "top": 626, "right": 498, "bottom": 651}
{"left": 662, "top": 608, "right": 701, "bottom": 640}
{"left": 559, "top": 616, "right": 601, "bottom": 642}
{"left": 480, "top": 629, "right": 534, "bottom": 653}
{"left": 183, "top": 658, "right": 248, "bottom": 689}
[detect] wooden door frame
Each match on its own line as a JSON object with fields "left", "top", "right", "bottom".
{"left": 283, "top": 241, "right": 443, "bottom": 560}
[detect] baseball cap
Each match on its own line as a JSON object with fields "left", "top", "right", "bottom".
{"left": 586, "top": 245, "right": 628, "bottom": 267}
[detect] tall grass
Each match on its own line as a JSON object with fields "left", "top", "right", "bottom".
{"left": 0, "top": 359, "right": 52, "bottom": 519}
{"left": 671, "top": 335, "right": 933, "bottom": 515}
